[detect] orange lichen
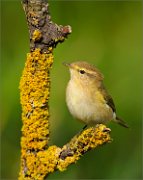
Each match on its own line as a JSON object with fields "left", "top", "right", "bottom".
{"left": 57, "top": 124, "right": 111, "bottom": 171}
{"left": 32, "top": 30, "right": 42, "bottom": 42}
{"left": 19, "top": 146, "right": 62, "bottom": 179}
{"left": 57, "top": 156, "right": 79, "bottom": 172}
{"left": 37, "top": 146, "right": 61, "bottom": 174}
{"left": 54, "top": 37, "right": 65, "bottom": 43}
{"left": 19, "top": 146, "right": 61, "bottom": 179}
{"left": 19, "top": 48, "right": 54, "bottom": 179}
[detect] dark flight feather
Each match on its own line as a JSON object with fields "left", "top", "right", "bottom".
{"left": 100, "top": 85, "right": 116, "bottom": 113}
{"left": 100, "top": 85, "right": 129, "bottom": 128}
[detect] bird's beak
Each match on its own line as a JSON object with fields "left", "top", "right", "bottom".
{"left": 62, "top": 62, "right": 71, "bottom": 68}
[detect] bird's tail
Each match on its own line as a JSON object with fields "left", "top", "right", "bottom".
{"left": 114, "top": 116, "right": 129, "bottom": 128}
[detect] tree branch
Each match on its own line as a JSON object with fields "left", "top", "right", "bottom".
{"left": 19, "top": 0, "right": 111, "bottom": 179}
{"left": 22, "top": 0, "right": 71, "bottom": 52}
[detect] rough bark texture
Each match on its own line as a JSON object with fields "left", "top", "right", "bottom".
{"left": 19, "top": 0, "right": 111, "bottom": 179}
{"left": 22, "top": 0, "right": 71, "bottom": 52}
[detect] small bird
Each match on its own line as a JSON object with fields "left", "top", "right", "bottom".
{"left": 63, "top": 61, "right": 128, "bottom": 128}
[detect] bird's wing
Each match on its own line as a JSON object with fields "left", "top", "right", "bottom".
{"left": 104, "top": 93, "right": 116, "bottom": 113}
{"left": 100, "top": 85, "right": 116, "bottom": 113}
{"left": 100, "top": 84, "right": 129, "bottom": 128}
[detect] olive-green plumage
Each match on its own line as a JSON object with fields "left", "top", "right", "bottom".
{"left": 64, "top": 61, "right": 128, "bottom": 128}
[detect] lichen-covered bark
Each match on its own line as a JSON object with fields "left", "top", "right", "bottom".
{"left": 22, "top": 0, "right": 71, "bottom": 52}
{"left": 19, "top": 48, "right": 54, "bottom": 179}
{"left": 57, "top": 125, "right": 111, "bottom": 171}
{"left": 19, "top": 0, "right": 111, "bottom": 179}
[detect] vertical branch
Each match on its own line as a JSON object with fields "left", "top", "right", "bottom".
{"left": 19, "top": 0, "right": 71, "bottom": 179}
{"left": 22, "top": 0, "right": 71, "bottom": 52}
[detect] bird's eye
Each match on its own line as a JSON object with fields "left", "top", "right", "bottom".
{"left": 79, "top": 69, "right": 85, "bottom": 74}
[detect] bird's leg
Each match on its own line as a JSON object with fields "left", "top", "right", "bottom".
{"left": 82, "top": 124, "right": 87, "bottom": 130}
{"left": 77, "top": 125, "right": 88, "bottom": 135}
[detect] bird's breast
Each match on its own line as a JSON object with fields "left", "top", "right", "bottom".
{"left": 66, "top": 80, "right": 114, "bottom": 125}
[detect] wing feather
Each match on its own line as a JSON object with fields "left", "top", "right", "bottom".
{"left": 100, "top": 85, "right": 116, "bottom": 113}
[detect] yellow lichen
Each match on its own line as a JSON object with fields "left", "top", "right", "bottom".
{"left": 37, "top": 146, "right": 61, "bottom": 174}
{"left": 19, "top": 146, "right": 61, "bottom": 179}
{"left": 57, "top": 156, "right": 79, "bottom": 172}
{"left": 32, "top": 30, "right": 42, "bottom": 42}
{"left": 19, "top": 48, "right": 54, "bottom": 179}
{"left": 57, "top": 124, "right": 111, "bottom": 171}
{"left": 54, "top": 36, "right": 65, "bottom": 43}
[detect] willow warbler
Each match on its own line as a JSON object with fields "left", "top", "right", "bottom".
{"left": 64, "top": 61, "right": 128, "bottom": 128}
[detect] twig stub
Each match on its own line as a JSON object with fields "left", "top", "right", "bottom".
{"left": 22, "top": 0, "right": 72, "bottom": 52}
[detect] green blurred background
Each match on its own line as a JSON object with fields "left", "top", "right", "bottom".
{"left": 1, "top": 0, "right": 142, "bottom": 179}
